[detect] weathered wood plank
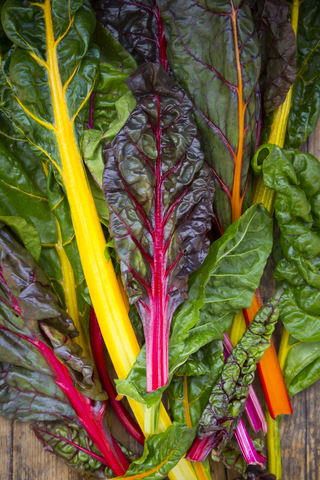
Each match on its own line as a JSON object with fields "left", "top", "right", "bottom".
{"left": 0, "top": 417, "right": 13, "bottom": 480}
{"left": 11, "top": 422, "right": 80, "bottom": 480}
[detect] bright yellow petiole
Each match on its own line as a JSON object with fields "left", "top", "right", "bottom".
{"left": 33, "top": 2, "right": 200, "bottom": 479}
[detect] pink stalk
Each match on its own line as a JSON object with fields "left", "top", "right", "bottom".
{"left": 0, "top": 275, "right": 129, "bottom": 476}
{"left": 186, "top": 420, "right": 266, "bottom": 466}
{"left": 223, "top": 333, "right": 267, "bottom": 433}
{"left": 234, "top": 419, "right": 266, "bottom": 466}
{"left": 90, "top": 309, "right": 145, "bottom": 445}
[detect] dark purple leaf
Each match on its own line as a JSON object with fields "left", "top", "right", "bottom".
{"left": 0, "top": 225, "right": 129, "bottom": 476}
{"left": 92, "top": 0, "right": 168, "bottom": 69}
{"left": 103, "top": 62, "right": 214, "bottom": 392}
{"left": 251, "top": 0, "right": 297, "bottom": 113}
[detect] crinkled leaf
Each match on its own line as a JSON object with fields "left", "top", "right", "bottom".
{"left": 214, "top": 437, "right": 266, "bottom": 478}
{"left": 255, "top": 144, "right": 320, "bottom": 341}
{"left": 31, "top": 420, "right": 114, "bottom": 479}
{"left": 0, "top": 216, "right": 41, "bottom": 262}
{"left": 92, "top": 0, "right": 168, "bottom": 68}
{"left": 285, "top": 0, "right": 320, "bottom": 149}
{"left": 250, "top": 0, "right": 296, "bottom": 113}
{"left": 81, "top": 23, "right": 137, "bottom": 228}
{"left": 0, "top": 227, "right": 133, "bottom": 476}
{"left": 104, "top": 62, "right": 214, "bottom": 392}
{"left": 168, "top": 341, "right": 224, "bottom": 428}
{"left": 115, "top": 204, "right": 273, "bottom": 406}
{"left": 0, "top": 110, "right": 90, "bottom": 353}
{"left": 158, "top": 0, "right": 261, "bottom": 232}
{"left": 0, "top": 226, "right": 106, "bottom": 406}
{"left": 120, "top": 423, "right": 197, "bottom": 480}
{"left": 198, "top": 298, "right": 279, "bottom": 455}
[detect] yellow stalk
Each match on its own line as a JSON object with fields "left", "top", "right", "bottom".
{"left": 228, "top": 310, "right": 246, "bottom": 346}
{"left": 37, "top": 2, "right": 199, "bottom": 478}
{"left": 266, "top": 410, "right": 282, "bottom": 479}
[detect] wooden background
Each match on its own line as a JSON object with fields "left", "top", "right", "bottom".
{"left": 1, "top": 125, "right": 319, "bottom": 480}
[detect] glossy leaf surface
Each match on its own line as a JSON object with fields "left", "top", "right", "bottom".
{"left": 158, "top": 0, "right": 261, "bottom": 231}
{"left": 251, "top": 0, "right": 296, "bottom": 113}
{"left": 255, "top": 144, "right": 320, "bottom": 341}
{"left": 31, "top": 420, "right": 114, "bottom": 479}
{"left": 168, "top": 341, "right": 224, "bottom": 428}
{"left": 92, "top": 0, "right": 168, "bottom": 69}
{"left": 285, "top": 0, "right": 320, "bottom": 149}
{"left": 115, "top": 204, "right": 273, "bottom": 406}
{"left": 103, "top": 62, "right": 214, "bottom": 392}
{"left": 196, "top": 298, "right": 278, "bottom": 455}
{"left": 118, "top": 424, "right": 197, "bottom": 480}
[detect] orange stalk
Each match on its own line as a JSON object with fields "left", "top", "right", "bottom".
{"left": 243, "top": 293, "right": 292, "bottom": 418}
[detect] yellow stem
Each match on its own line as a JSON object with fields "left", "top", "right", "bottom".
{"left": 266, "top": 410, "right": 282, "bottom": 479}
{"left": 39, "top": 2, "right": 199, "bottom": 478}
{"left": 228, "top": 310, "right": 247, "bottom": 346}
{"left": 278, "top": 328, "right": 291, "bottom": 371}
{"left": 253, "top": 0, "right": 300, "bottom": 210}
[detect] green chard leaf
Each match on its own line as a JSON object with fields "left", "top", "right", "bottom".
{"left": 31, "top": 420, "right": 115, "bottom": 479}
{"left": 250, "top": 0, "right": 296, "bottom": 113}
{"left": 120, "top": 424, "right": 197, "bottom": 480}
{"left": 255, "top": 143, "right": 320, "bottom": 397}
{"left": 285, "top": 0, "right": 320, "bottom": 149}
{"left": 82, "top": 22, "right": 137, "bottom": 228}
{"left": 168, "top": 341, "right": 224, "bottom": 429}
{"left": 0, "top": 108, "right": 91, "bottom": 356}
{"left": 115, "top": 204, "right": 273, "bottom": 406}
{"left": 0, "top": 226, "right": 134, "bottom": 477}
{"left": 197, "top": 297, "right": 279, "bottom": 455}
{"left": 158, "top": 0, "right": 261, "bottom": 232}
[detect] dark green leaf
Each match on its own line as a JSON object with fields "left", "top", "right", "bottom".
{"left": 255, "top": 144, "right": 320, "bottom": 341}
{"left": 251, "top": 0, "right": 296, "bottom": 113}
{"left": 285, "top": 0, "right": 320, "bottom": 149}
{"left": 123, "top": 423, "right": 197, "bottom": 480}
{"left": 158, "top": 0, "right": 261, "bottom": 232}
{"left": 31, "top": 420, "right": 114, "bottom": 479}
{"left": 115, "top": 204, "right": 273, "bottom": 406}
{"left": 198, "top": 298, "right": 278, "bottom": 454}
{"left": 0, "top": 216, "right": 41, "bottom": 262}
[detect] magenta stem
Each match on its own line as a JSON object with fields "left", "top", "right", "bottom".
{"left": 234, "top": 419, "right": 266, "bottom": 466}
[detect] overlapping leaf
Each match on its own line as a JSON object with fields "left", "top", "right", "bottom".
{"left": 103, "top": 62, "right": 214, "bottom": 391}
{"left": 82, "top": 23, "right": 137, "bottom": 227}
{"left": 168, "top": 342, "right": 224, "bottom": 428}
{"left": 31, "top": 420, "right": 115, "bottom": 479}
{"left": 251, "top": 0, "right": 296, "bottom": 113}
{"left": 254, "top": 143, "right": 320, "bottom": 404}
{"left": 0, "top": 225, "right": 135, "bottom": 477}
{"left": 0, "top": 108, "right": 90, "bottom": 353}
{"left": 158, "top": 0, "right": 261, "bottom": 232}
{"left": 118, "top": 424, "right": 196, "bottom": 480}
{"left": 197, "top": 298, "right": 278, "bottom": 455}
{"left": 254, "top": 144, "right": 320, "bottom": 341}
{"left": 92, "top": 0, "right": 168, "bottom": 68}
{"left": 115, "top": 204, "right": 273, "bottom": 406}
{"left": 285, "top": 0, "right": 320, "bottom": 149}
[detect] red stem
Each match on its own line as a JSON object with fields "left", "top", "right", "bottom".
{"left": 90, "top": 309, "right": 145, "bottom": 445}
{"left": 155, "top": 5, "right": 168, "bottom": 71}
{"left": 0, "top": 274, "right": 129, "bottom": 476}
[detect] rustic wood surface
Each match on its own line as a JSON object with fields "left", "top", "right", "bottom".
{"left": 1, "top": 125, "right": 320, "bottom": 480}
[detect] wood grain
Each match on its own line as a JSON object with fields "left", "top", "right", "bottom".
{"left": 1, "top": 124, "right": 320, "bottom": 480}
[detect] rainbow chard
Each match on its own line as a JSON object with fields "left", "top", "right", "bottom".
{"left": 103, "top": 62, "right": 214, "bottom": 392}
{"left": 157, "top": 0, "right": 261, "bottom": 231}
{"left": 187, "top": 297, "right": 279, "bottom": 463}
{"left": 0, "top": 225, "right": 130, "bottom": 477}
{"left": 92, "top": 0, "right": 168, "bottom": 70}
